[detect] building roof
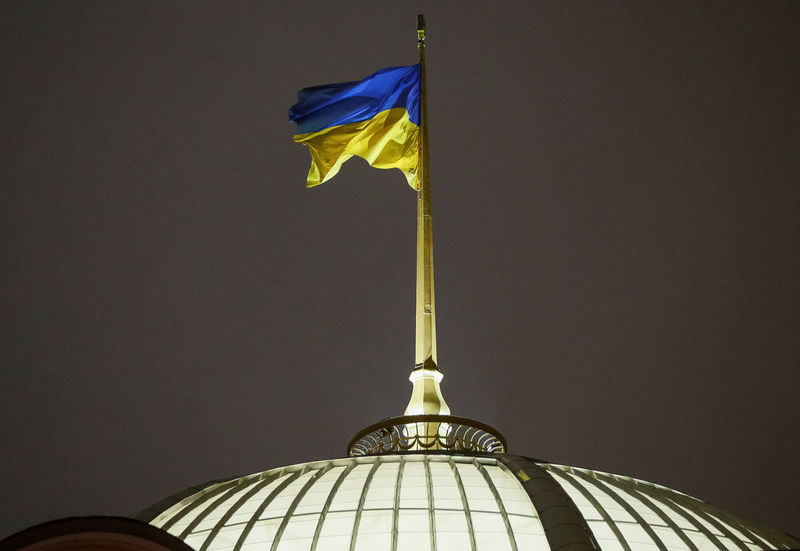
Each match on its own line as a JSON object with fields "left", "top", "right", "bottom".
{"left": 142, "top": 453, "right": 799, "bottom": 551}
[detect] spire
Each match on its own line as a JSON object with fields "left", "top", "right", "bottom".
{"left": 404, "top": 14, "right": 450, "bottom": 416}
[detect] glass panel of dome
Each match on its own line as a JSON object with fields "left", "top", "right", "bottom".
{"left": 263, "top": 471, "right": 315, "bottom": 520}
{"left": 456, "top": 463, "right": 500, "bottom": 513}
{"left": 670, "top": 501, "right": 727, "bottom": 538}
{"left": 652, "top": 525, "right": 692, "bottom": 551}
{"left": 435, "top": 509, "right": 469, "bottom": 529}
{"left": 434, "top": 512, "right": 473, "bottom": 551}
{"left": 617, "top": 522, "right": 659, "bottom": 548}
{"left": 711, "top": 515, "right": 764, "bottom": 546}
{"left": 602, "top": 484, "right": 670, "bottom": 527}
{"left": 158, "top": 486, "right": 219, "bottom": 534}
{"left": 183, "top": 532, "right": 208, "bottom": 550}
{"left": 685, "top": 530, "right": 726, "bottom": 551}
{"left": 242, "top": 516, "right": 281, "bottom": 547}
{"left": 507, "top": 513, "right": 547, "bottom": 540}
{"left": 213, "top": 524, "right": 245, "bottom": 551}
{"left": 194, "top": 486, "right": 251, "bottom": 533}
{"left": 508, "top": 529, "right": 548, "bottom": 551}
{"left": 472, "top": 518, "right": 513, "bottom": 551}
{"left": 400, "top": 461, "right": 429, "bottom": 508}
{"left": 484, "top": 465, "right": 539, "bottom": 517}
{"left": 278, "top": 515, "right": 320, "bottom": 550}
{"left": 329, "top": 464, "right": 371, "bottom": 512}
{"left": 315, "top": 510, "right": 356, "bottom": 550}
{"left": 294, "top": 467, "right": 344, "bottom": 515}
{"left": 586, "top": 519, "right": 626, "bottom": 551}
{"left": 642, "top": 493, "right": 700, "bottom": 531}
{"left": 229, "top": 478, "right": 287, "bottom": 525}
{"left": 397, "top": 510, "right": 431, "bottom": 551}
{"left": 547, "top": 467, "right": 606, "bottom": 522}
{"left": 564, "top": 487, "right": 604, "bottom": 520}
{"left": 568, "top": 473, "right": 636, "bottom": 523}
{"left": 363, "top": 462, "right": 398, "bottom": 509}
{"left": 471, "top": 511, "right": 512, "bottom": 542}
{"left": 429, "top": 462, "right": 463, "bottom": 510}
{"left": 353, "top": 509, "right": 391, "bottom": 551}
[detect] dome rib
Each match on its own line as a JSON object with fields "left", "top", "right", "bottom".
{"left": 159, "top": 477, "right": 242, "bottom": 534}
{"left": 447, "top": 455, "right": 477, "bottom": 551}
{"left": 569, "top": 467, "right": 671, "bottom": 551}
{"left": 233, "top": 469, "right": 303, "bottom": 550}
{"left": 199, "top": 473, "right": 280, "bottom": 551}
{"left": 271, "top": 465, "right": 333, "bottom": 551}
{"left": 500, "top": 456, "right": 598, "bottom": 551}
{"left": 310, "top": 463, "right": 357, "bottom": 551}
{"left": 474, "top": 458, "right": 519, "bottom": 551}
{"left": 620, "top": 476, "right": 727, "bottom": 550}
{"left": 422, "top": 456, "right": 436, "bottom": 551}
{"left": 545, "top": 465, "right": 631, "bottom": 551}
{"left": 594, "top": 471, "right": 699, "bottom": 551}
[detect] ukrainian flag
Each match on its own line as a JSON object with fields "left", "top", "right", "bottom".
{"left": 289, "top": 65, "right": 421, "bottom": 189}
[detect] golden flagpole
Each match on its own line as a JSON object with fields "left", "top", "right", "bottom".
{"left": 405, "top": 14, "right": 450, "bottom": 416}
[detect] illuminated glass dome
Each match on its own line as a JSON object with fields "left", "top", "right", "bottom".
{"left": 140, "top": 452, "right": 799, "bottom": 551}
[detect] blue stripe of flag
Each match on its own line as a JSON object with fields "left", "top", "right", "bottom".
{"left": 289, "top": 65, "right": 421, "bottom": 134}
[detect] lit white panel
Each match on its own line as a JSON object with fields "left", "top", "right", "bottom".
{"left": 354, "top": 509, "right": 391, "bottom": 551}
{"left": 429, "top": 462, "right": 463, "bottom": 510}
{"left": 400, "top": 461, "right": 429, "bottom": 508}
{"left": 183, "top": 532, "right": 209, "bottom": 550}
{"left": 471, "top": 510, "right": 510, "bottom": 533}
{"left": 262, "top": 471, "right": 316, "bottom": 519}
{"left": 474, "top": 523, "right": 513, "bottom": 551}
{"left": 227, "top": 478, "right": 285, "bottom": 526}
{"left": 397, "top": 510, "right": 431, "bottom": 551}
{"left": 601, "top": 484, "right": 666, "bottom": 528}
{"left": 685, "top": 530, "right": 725, "bottom": 551}
{"left": 435, "top": 510, "right": 469, "bottom": 532}
{"left": 710, "top": 515, "right": 760, "bottom": 546}
{"left": 275, "top": 539, "right": 312, "bottom": 551}
{"left": 508, "top": 514, "right": 547, "bottom": 541}
{"left": 652, "top": 525, "right": 691, "bottom": 551}
{"left": 643, "top": 494, "right": 697, "bottom": 531}
{"left": 435, "top": 523, "right": 472, "bottom": 551}
{"left": 315, "top": 510, "right": 356, "bottom": 551}
{"left": 277, "top": 514, "right": 319, "bottom": 551}
{"left": 329, "top": 464, "right": 371, "bottom": 512}
{"left": 587, "top": 519, "right": 626, "bottom": 551}
{"left": 241, "top": 517, "right": 281, "bottom": 547}
{"left": 193, "top": 481, "right": 256, "bottom": 532}
{"left": 363, "top": 461, "right": 398, "bottom": 510}
{"left": 567, "top": 473, "right": 636, "bottom": 523}
{"left": 486, "top": 465, "right": 539, "bottom": 518}
{"left": 293, "top": 467, "right": 343, "bottom": 515}
{"left": 211, "top": 524, "right": 243, "bottom": 551}
{"left": 617, "top": 522, "right": 658, "bottom": 547}
{"left": 457, "top": 463, "right": 499, "bottom": 513}
{"left": 160, "top": 490, "right": 219, "bottom": 535}
{"left": 554, "top": 478, "right": 604, "bottom": 521}
{"left": 671, "top": 501, "right": 727, "bottom": 538}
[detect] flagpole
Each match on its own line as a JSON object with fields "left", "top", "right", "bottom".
{"left": 405, "top": 14, "right": 450, "bottom": 416}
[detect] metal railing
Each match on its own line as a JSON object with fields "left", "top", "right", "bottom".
{"left": 347, "top": 415, "right": 506, "bottom": 456}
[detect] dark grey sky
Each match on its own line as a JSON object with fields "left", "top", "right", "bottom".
{"left": 2, "top": 1, "right": 798, "bottom": 542}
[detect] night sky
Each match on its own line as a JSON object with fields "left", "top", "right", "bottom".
{"left": 2, "top": 1, "right": 799, "bottom": 542}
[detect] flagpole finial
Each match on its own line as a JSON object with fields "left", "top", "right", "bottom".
{"left": 417, "top": 14, "right": 425, "bottom": 47}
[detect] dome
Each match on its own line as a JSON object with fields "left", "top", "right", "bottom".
{"left": 140, "top": 453, "right": 799, "bottom": 551}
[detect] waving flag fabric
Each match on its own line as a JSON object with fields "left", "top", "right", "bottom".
{"left": 289, "top": 65, "right": 421, "bottom": 189}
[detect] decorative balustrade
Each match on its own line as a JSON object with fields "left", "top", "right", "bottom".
{"left": 348, "top": 415, "right": 506, "bottom": 456}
